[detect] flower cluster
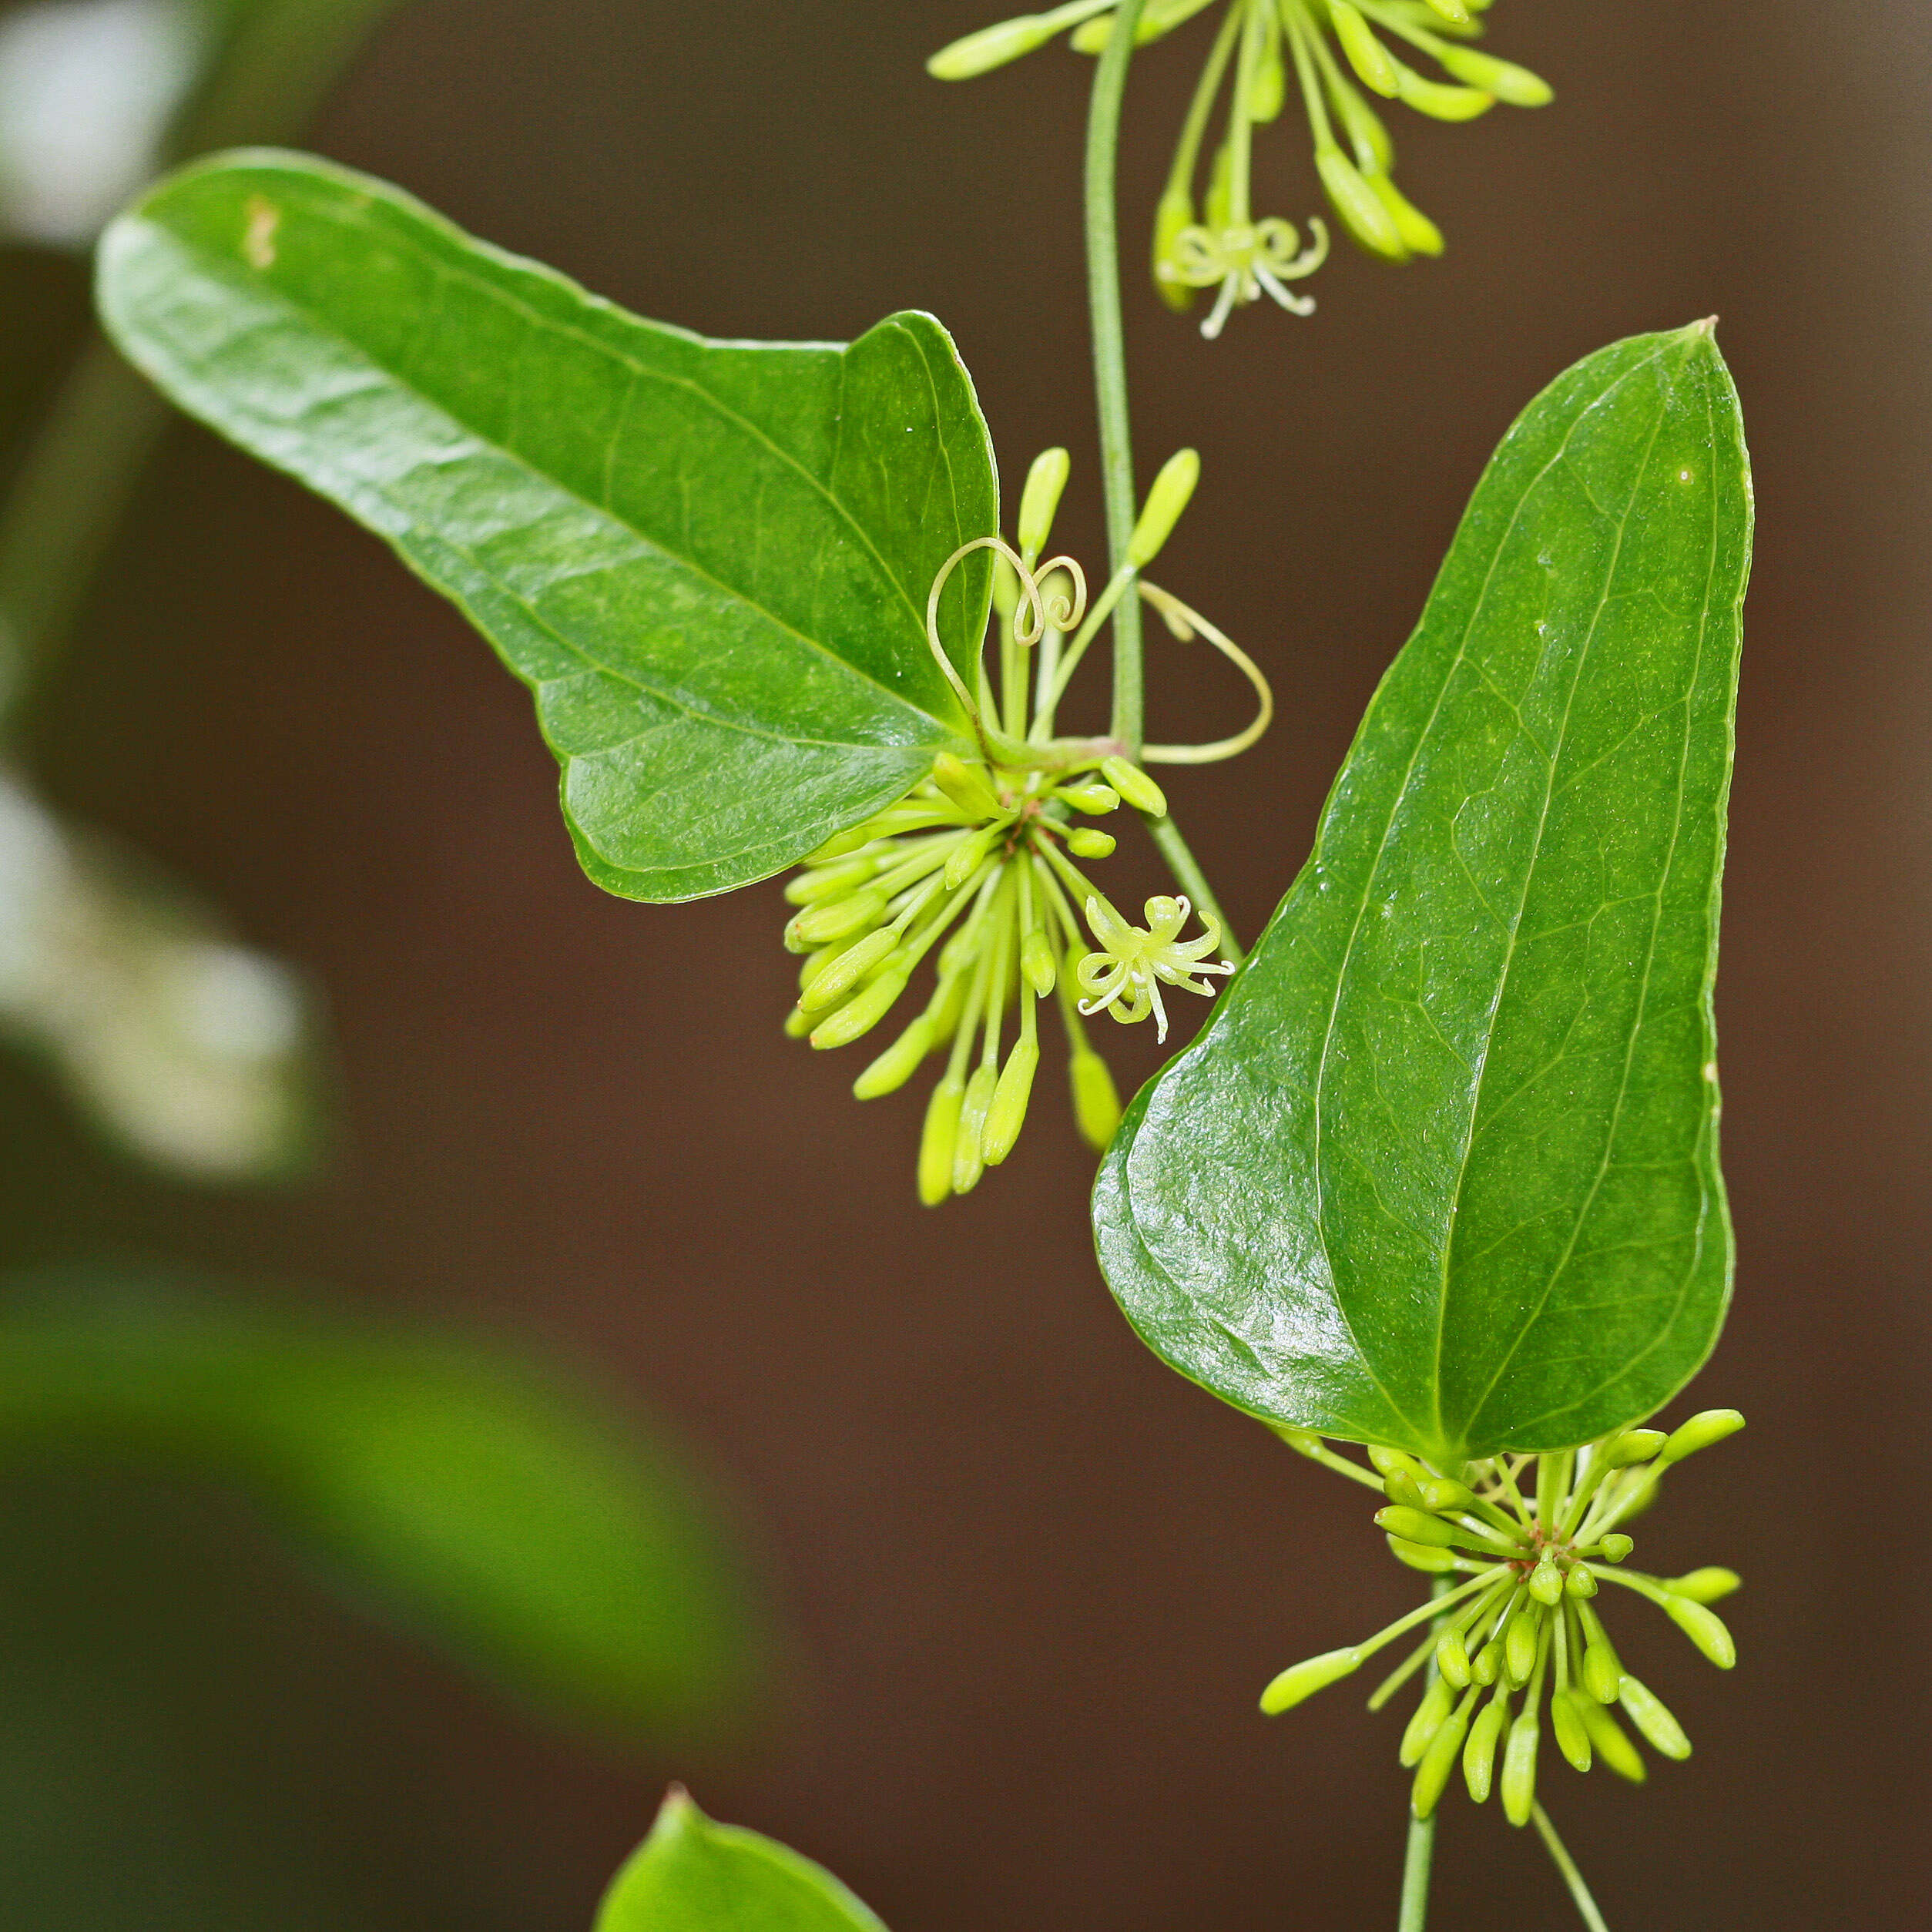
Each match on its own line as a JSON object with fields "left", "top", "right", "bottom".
{"left": 1263, "top": 1411, "right": 1745, "bottom": 1826}
{"left": 929, "top": 0, "right": 1552, "bottom": 335}
{"left": 783, "top": 752, "right": 1221, "bottom": 1202}
{"left": 780, "top": 448, "right": 1243, "bottom": 1203}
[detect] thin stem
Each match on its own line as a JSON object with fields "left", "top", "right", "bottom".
{"left": 1083, "top": 0, "right": 1149, "bottom": 755}
{"left": 1397, "top": 1810, "right": 1435, "bottom": 1932}
{"left": 0, "top": 341, "right": 169, "bottom": 719}
{"left": 1530, "top": 1804, "right": 1612, "bottom": 1932}
{"left": 1395, "top": 1572, "right": 1451, "bottom": 1932}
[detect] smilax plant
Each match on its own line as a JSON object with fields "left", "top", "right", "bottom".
{"left": 89, "top": 0, "right": 1753, "bottom": 1923}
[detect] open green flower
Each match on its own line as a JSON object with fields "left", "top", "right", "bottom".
{"left": 781, "top": 446, "right": 1267, "bottom": 1202}
{"left": 929, "top": 0, "right": 1552, "bottom": 334}
{"left": 1262, "top": 1411, "right": 1745, "bottom": 1829}
{"left": 1076, "top": 892, "right": 1231, "bottom": 1041}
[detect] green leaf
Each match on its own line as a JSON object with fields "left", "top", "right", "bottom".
{"left": 596, "top": 1789, "right": 887, "bottom": 1932}
{"left": 1095, "top": 324, "right": 1752, "bottom": 1462}
{"left": 94, "top": 149, "right": 998, "bottom": 901}
{"left": 0, "top": 1280, "right": 762, "bottom": 1738}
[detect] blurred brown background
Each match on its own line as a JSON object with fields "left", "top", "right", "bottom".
{"left": 2, "top": 0, "right": 1924, "bottom": 1926}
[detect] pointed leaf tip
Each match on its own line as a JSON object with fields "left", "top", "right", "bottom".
{"left": 1095, "top": 328, "right": 1752, "bottom": 1457}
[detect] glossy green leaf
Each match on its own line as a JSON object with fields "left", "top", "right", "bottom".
{"left": 1096, "top": 324, "right": 1751, "bottom": 1461}
{"left": 0, "top": 1281, "right": 761, "bottom": 1737}
{"left": 94, "top": 149, "right": 997, "bottom": 901}
{"left": 596, "top": 1789, "right": 887, "bottom": 1932}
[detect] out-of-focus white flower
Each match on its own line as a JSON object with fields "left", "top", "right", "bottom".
{"left": 0, "top": 0, "right": 202, "bottom": 247}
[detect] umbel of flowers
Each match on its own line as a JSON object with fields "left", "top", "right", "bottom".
{"left": 1263, "top": 1410, "right": 1746, "bottom": 1823}
{"left": 778, "top": 448, "right": 1266, "bottom": 1202}
{"left": 930, "top": 0, "right": 1551, "bottom": 334}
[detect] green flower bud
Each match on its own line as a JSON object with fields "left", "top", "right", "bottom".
{"left": 1581, "top": 1639, "right": 1621, "bottom": 1707}
{"left": 946, "top": 824, "right": 1002, "bottom": 890}
{"left": 1099, "top": 756, "right": 1169, "bottom": 817}
{"left": 1366, "top": 1446, "right": 1415, "bottom": 1477}
{"left": 1249, "top": 38, "right": 1285, "bottom": 121}
{"left": 784, "top": 855, "right": 879, "bottom": 906}
{"left": 1127, "top": 448, "right": 1201, "bottom": 567}
{"left": 1423, "top": 0, "right": 1471, "bottom": 20}
{"left": 1411, "top": 1695, "right": 1472, "bottom": 1818}
{"left": 1072, "top": 0, "right": 1217, "bottom": 52}
{"left": 1259, "top": 1645, "right": 1362, "bottom": 1714}
{"left": 1314, "top": 145, "right": 1407, "bottom": 260}
{"left": 1069, "top": 1048, "right": 1122, "bottom": 1149}
{"left": 1551, "top": 1689, "right": 1592, "bottom": 1773}
{"left": 783, "top": 1005, "right": 813, "bottom": 1038}
{"left": 1618, "top": 1674, "right": 1691, "bottom": 1759}
{"left": 1067, "top": 827, "right": 1118, "bottom": 859}
{"left": 1471, "top": 1635, "right": 1502, "bottom": 1685}
{"left": 810, "top": 964, "right": 911, "bottom": 1048}
{"left": 1659, "top": 1407, "right": 1745, "bottom": 1467}
{"left": 918, "top": 1073, "right": 965, "bottom": 1206}
{"left": 802, "top": 824, "right": 875, "bottom": 864}
{"left": 800, "top": 927, "right": 900, "bottom": 1011}
{"left": 1374, "top": 1505, "right": 1457, "bottom": 1548}
{"left": 1417, "top": 1476, "right": 1474, "bottom": 1513}
{"left": 1333, "top": 84, "right": 1394, "bottom": 173}
{"left": 1400, "top": 1676, "right": 1454, "bottom": 1767}
{"left": 991, "top": 550, "right": 1021, "bottom": 623}
{"left": 1021, "top": 926, "right": 1058, "bottom": 996}
{"left": 1433, "top": 44, "right": 1553, "bottom": 106}
{"left": 787, "top": 886, "right": 887, "bottom": 951}
{"left": 1499, "top": 1710, "right": 1539, "bottom": 1826}
{"left": 1204, "top": 140, "right": 1234, "bottom": 228}
{"left": 1598, "top": 1533, "right": 1633, "bottom": 1563}
{"left": 1062, "top": 782, "right": 1120, "bottom": 814}
{"left": 1152, "top": 185, "right": 1198, "bottom": 312}
{"left": 1018, "top": 445, "right": 1072, "bottom": 560}
{"left": 1603, "top": 1427, "right": 1669, "bottom": 1467}
{"left": 1364, "top": 173, "right": 1443, "bottom": 257}
{"left": 1462, "top": 1696, "right": 1505, "bottom": 1803}
{"left": 854, "top": 1012, "right": 934, "bottom": 1098}
{"left": 1388, "top": 1534, "right": 1457, "bottom": 1574}
{"left": 1529, "top": 1558, "right": 1564, "bottom": 1608}
{"left": 931, "top": 751, "right": 1004, "bottom": 819}
{"left": 1327, "top": 0, "right": 1399, "bottom": 97}
{"left": 1504, "top": 1602, "right": 1539, "bottom": 1686}
{"left": 1565, "top": 1563, "right": 1598, "bottom": 1600}
{"left": 927, "top": 13, "right": 1058, "bottom": 81}
{"left": 1662, "top": 1593, "right": 1736, "bottom": 1669}
{"left": 952, "top": 1062, "right": 998, "bottom": 1193}
{"left": 1394, "top": 63, "right": 1494, "bottom": 121}
{"left": 1577, "top": 1697, "right": 1646, "bottom": 1783}
{"left": 1668, "top": 1566, "right": 1742, "bottom": 1605}
{"left": 1276, "top": 1427, "right": 1324, "bottom": 1458}
{"left": 1382, "top": 1467, "right": 1427, "bottom": 1510}
{"left": 982, "top": 1038, "right": 1039, "bottom": 1164}
{"left": 1434, "top": 1628, "right": 1471, "bottom": 1689}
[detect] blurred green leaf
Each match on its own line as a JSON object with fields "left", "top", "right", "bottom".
{"left": 0, "top": 1280, "right": 763, "bottom": 1738}
{"left": 96, "top": 149, "right": 1001, "bottom": 902}
{"left": 596, "top": 1789, "right": 887, "bottom": 1932}
{"left": 1096, "top": 325, "right": 1752, "bottom": 1461}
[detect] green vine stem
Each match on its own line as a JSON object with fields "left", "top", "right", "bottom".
{"left": 1397, "top": 1807, "right": 1436, "bottom": 1932}
{"left": 1395, "top": 1571, "right": 1451, "bottom": 1930}
{"left": 1083, "top": 0, "right": 1149, "bottom": 754}
{"left": 1531, "top": 1804, "right": 1612, "bottom": 1932}
{"left": 0, "top": 0, "right": 401, "bottom": 730}
{"left": 1081, "top": 0, "right": 1244, "bottom": 966}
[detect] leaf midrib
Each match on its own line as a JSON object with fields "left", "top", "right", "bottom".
{"left": 148, "top": 185, "right": 964, "bottom": 737}
{"left": 1303, "top": 337, "right": 1681, "bottom": 1454}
